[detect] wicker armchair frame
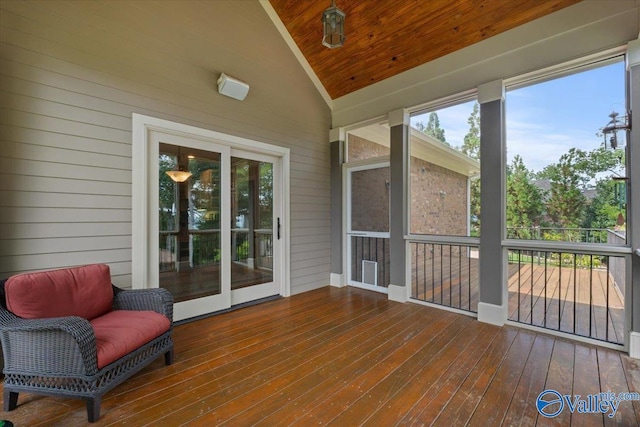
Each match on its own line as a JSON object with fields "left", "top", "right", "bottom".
{"left": 0, "top": 286, "right": 174, "bottom": 422}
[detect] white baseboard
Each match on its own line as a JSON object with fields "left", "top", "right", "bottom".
{"left": 477, "top": 301, "right": 506, "bottom": 326}
{"left": 330, "top": 273, "right": 344, "bottom": 287}
{"left": 388, "top": 284, "right": 408, "bottom": 303}
{"left": 630, "top": 331, "right": 640, "bottom": 359}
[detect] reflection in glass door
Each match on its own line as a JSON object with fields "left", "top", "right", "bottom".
{"left": 230, "top": 157, "right": 274, "bottom": 290}
{"left": 229, "top": 153, "right": 279, "bottom": 306}
{"left": 159, "top": 143, "right": 222, "bottom": 302}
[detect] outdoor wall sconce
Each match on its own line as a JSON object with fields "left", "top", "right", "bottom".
{"left": 322, "top": 0, "right": 345, "bottom": 48}
{"left": 600, "top": 110, "right": 630, "bottom": 149}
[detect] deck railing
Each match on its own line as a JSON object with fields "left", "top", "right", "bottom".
{"left": 159, "top": 230, "right": 221, "bottom": 272}
{"left": 506, "top": 227, "right": 611, "bottom": 243}
{"left": 506, "top": 248, "right": 625, "bottom": 345}
{"left": 409, "top": 241, "right": 479, "bottom": 313}
{"left": 350, "top": 236, "right": 390, "bottom": 288}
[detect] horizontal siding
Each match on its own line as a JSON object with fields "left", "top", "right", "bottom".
{"left": 0, "top": 0, "right": 331, "bottom": 295}
{"left": 0, "top": 222, "right": 131, "bottom": 239}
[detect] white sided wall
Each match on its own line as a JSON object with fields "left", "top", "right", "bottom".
{"left": 0, "top": 0, "right": 331, "bottom": 293}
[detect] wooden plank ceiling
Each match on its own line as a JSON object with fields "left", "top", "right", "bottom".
{"left": 269, "top": 0, "right": 582, "bottom": 100}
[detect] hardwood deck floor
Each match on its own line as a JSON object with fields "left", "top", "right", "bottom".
{"left": 2, "top": 287, "right": 639, "bottom": 426}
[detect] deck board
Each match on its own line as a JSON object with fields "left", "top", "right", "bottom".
{"left": 1, "top": 286, "right": 638, "bottom": 426}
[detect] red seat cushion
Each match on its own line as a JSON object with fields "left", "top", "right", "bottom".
{"left": 5, "top": 264, "right": 113, "bottom": 320}
{"left": 91, "top": 310, "right": 171, "bottom": 369}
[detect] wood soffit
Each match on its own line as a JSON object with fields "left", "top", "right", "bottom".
{"left": 268, "top": 0, "right": 582, "bottom": 100}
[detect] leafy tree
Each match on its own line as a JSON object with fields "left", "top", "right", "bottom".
{"left": 583, "top": 179, "right": 625, "bottom": 230}
{"left": 537, "top": 147, "right": 624, "bottom": 229}
{"left": 539, "top": 149, "right": 588, "bottom": 228}
{"left": 461, "top": 102, "right": 481, "bottom": 233}
{"left": 415, "top": 112, "right": 448, "bottom": 146}
{"left": 159, "top": 154, "right": 178, "bottom": 231}
{"left": 506, "top": 156, "right": 544, "bottom": 238}
{"left": 425, "top": 112, "right": 447, "bottom": 144}
{"left": 461, "top": 102, "right": 480, "bottom": 160}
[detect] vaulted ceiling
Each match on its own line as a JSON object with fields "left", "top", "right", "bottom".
{"left": 268, "top": 0, "right": 582, "bottom": 100}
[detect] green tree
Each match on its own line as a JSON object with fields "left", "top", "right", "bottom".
{"left": 415, "top": 112, "right": 448, "bottom": 146}
{"left": 461, "top": 102, "right": 481, "bottom": 234}
{"left": 506, "top": 156, "right": 544, "bottom": 238}
{"left": 583, "top": 179, "right": 625, "bottom": 230}
{"left": 425, "top": 112, "right": 447, "bottom": 144}
{"left": 538, "top": 147, "right": 623, "bottom": 229}
{"left": 159, "top": 154, "right": 178, "bottom": 231}
{"left": 461, "top": 102, "right": 480, "bottom": 160}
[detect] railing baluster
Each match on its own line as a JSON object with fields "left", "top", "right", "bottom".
{"left": 432, "top": 244, "right": 436, "bottom": 304}
{"left": 468, "top": 247, "right": 472, "bottom": 311}
{"left": 544, "top": 252, "right": 548, "bottom": 328}
{"left": 458, "top": 246, "right": 462, "bottom": 309}
{"left": 606, "top": 256, "right": 610, "bottom": 342}
{"left": 414, "top": 243, "right": 419, "bottom": 298}
{"left": 573, "top": 253, "right": 577, "bottom": 335}
{"left": 423, "top": 243, "right": 427, "bottom": 301}
{"left": 449, "top": 245, "right": 452, "bottom": 307}
{"left": 517, "top": 250, "right": 521, "bottom": 323}
{"left": 558, "top": 252, "right": 562, "bottom": 331}
{"left": 530, "top": 250, "right": 534, "bottom": 325}
{"left": 589, "top": 254, "right": 593, "bottom": 339}
{"left": 440, "top": 244, "right": 444, "bottom": 305}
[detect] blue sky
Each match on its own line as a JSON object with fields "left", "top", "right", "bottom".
{"left": 411, "top": 59, "right": 627, "bottom": 173}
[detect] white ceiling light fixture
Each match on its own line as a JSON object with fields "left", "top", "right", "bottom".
{"left": 217, "top": 73, "right": 250, "bottom": 101}
{"left": 322, "top": 0, "right": 345, "bottom": 49}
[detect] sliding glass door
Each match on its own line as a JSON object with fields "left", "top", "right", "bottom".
{"left": 230, "top": 151, "right": 280, "bottom": 305}
{"left": 156, "top": 142, "right": 282, "bottom": 320}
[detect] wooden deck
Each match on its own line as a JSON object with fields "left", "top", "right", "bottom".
{"left": 411, "top": 251, "right": 625, "bottom": 344}
{"left": 2, "top": 287, "right": 638, "bottom": 426}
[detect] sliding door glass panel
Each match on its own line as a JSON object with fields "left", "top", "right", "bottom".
{"left": 230, "top": 157, "right": 274, "bottom": 290}
{"left": 159, "top": 143, "right": 221, "bottom": 302}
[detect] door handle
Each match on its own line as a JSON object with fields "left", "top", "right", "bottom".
{"left": 277, "top": 217, "right": 281, "bottom": 240}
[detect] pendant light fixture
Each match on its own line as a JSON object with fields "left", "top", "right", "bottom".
{"left": 165, "top": 170, "right": 192, "bottom": 183}
{"left": 322, "top": 0, "right": 345, "bottom": 49}
{"left": 165, "top": 147, "right": 193, "bottom": 183}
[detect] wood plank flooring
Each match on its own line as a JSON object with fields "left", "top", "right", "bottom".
{"left": 1, "top": 287, "right": 638, "bottom": 426}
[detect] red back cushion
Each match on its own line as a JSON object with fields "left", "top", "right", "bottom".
{"left": 5, "top": 264, "right": 114, "bottom": 320}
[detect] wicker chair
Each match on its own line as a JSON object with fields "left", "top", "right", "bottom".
{"left": 0, "top": 264, "right": 174, "bottom": 422}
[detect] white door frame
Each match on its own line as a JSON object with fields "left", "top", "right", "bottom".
{"left": 343, "top": 158, "right": 391, "bottom": 293}
{"left": 229, "top": 148, "right": 283, "bottom": 306}
{"left": 132, "top": 114, "right": 290, "bottom": 321}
